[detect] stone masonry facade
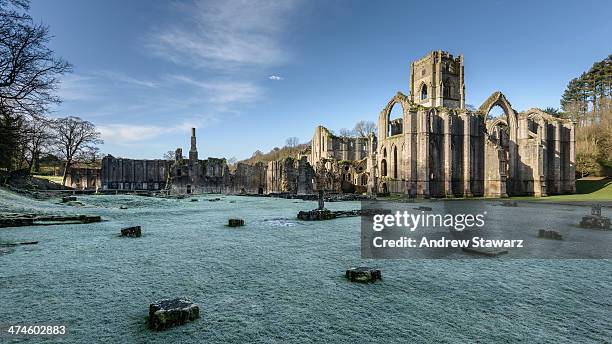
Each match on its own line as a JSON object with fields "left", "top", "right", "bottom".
{"left": 100, "top": 50, "right": 575, "bottom": 198}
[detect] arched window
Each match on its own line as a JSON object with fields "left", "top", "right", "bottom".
{"left": 387, "top": 103, "right": 403, "bottom": 137}
{"left": 361, "top": 174, "right": 368, "bottom": 185}
{"left": 420, "top": 84, "right": 428, "bottom": 100}
{"left": 381, "top": 159, "right": 387, "bottom": 177}
{"left": 487, "top": 104, "right": 506, "bottom": 120}
{"left": 392, "top": 146, "right": 398, "bottom": 178}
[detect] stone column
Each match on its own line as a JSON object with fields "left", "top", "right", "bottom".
{"left": 568, "top": 123, "right": 576, "bottom": 193}
{"left": 462, "top": 114, "right": 472, "bottom": 197}
{"left": 552, "top": 122, "right": 561, "bottom": 194}
{"left": 416, "top": 110, "right": 429, "bottom": 197}
{"left": 459, "top": 56, "right": 465, "bottom": 109}
{"left": 540, "top": 121, "right": 548, "bottom": 196}
{"left": 403, "top": 109, "right": 412, "bottom": 195}
{"left": 119, "top": 158, "right": 124, "bottom": 190}
{"left": 434, "top": 54, "right": 442, "bottom": 107}
{"left": 442, "top": 111, "right": 453, "bottom": 197}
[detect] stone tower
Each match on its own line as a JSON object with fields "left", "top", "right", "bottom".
{"left": 409, "top": 50, "right": 465, "bottom": 109}
{"left": 189, "top": 128, "right": 198, "bottom": 162}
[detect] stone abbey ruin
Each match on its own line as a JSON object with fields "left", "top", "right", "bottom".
{"left": 99, "top": 50, "right": 575, "bottom": 198}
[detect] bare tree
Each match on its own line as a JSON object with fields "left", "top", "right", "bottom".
{"left": 0, "top": 0, "right": 71, "bottom": 171}
{"left": 285, "top": 136, "right": 299, "bottom": 147}
{"left": 338, "top": 128, "right": 354, "bottom": 137}
{"left": 74, "top": 145, "right": 101, "bottom": 165}
{"left": 353, "top": 120, "right": 376, "bottom": 137}
{"left": 24, "top": 117, "right": 52, "bottom": 172}
{"left": 52, "top": 116, "right": 102, "bottom": 185}
{"left": 162, "top": 150, "right": 174, "bottom": 160}
{"left": 0, "top": 0, "right": 71, "bottom": 116}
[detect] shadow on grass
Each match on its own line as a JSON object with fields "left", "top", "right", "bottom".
{"left": 576, "top": 178, "right": 611, "bottom": 194}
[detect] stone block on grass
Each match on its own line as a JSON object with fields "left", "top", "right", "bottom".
{"left": 148, "top": 298, "right": 199, "bottom": 331}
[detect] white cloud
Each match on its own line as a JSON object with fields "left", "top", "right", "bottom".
{"left": 268, "top": 75, "right": 284, "bottom": 81}
{"left": 98, "top": 120, "right": 210, "bottom": 144}
{"left": 149, "top": 0, "right": 299, "bottom": 70}
{"left": 56, "top": 75, "right": 100, "bottom": 101}
{"left": 94, "top": 71, "right": 158, "bottom": 88}
{"left": 166, "top": 74, "right": 262, "bottom": 104}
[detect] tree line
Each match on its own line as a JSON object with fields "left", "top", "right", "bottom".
{"left": 560, "top": 54, "right": 611, "bottom": 176}
{"left": 0, "top": 0, "right": 102, "bottom": 185}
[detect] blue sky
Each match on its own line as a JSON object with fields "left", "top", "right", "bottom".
{"left": 30, "top": 0, "right": 612, "bottom": 160}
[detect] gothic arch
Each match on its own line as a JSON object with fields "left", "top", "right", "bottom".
{"left": 486, "top": 117, "right": 508, "bottom": 133}
{"left": 481, "top": 92, "right": 519, "bottom": 195}
{"left": 420, "top": 82, "right": 428, "bottom": 100}
{"left": 480, "top": 91, "right": 518, "bottom": 136}
{"left": 443, "top": 78, "right": 456, "bottom": 98}
{"left": 379, "top": 92, "right": 410, "bottom": 140}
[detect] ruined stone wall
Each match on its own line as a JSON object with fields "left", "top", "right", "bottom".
{"left": 374, "top": 89, "right": 575, "bottom": 198}
{"left": 65, "top": 167, "right": 101, "bottom": 190}
{"left": 310, "top": 126, "right": 369, "bottom": 166}
{"left": 169, "top": 157, "right": 230, "bottom": 194}
{"left": 101, "top": 155, "right": 169, "bottom": 190}
{"left": 230, "top": 162, "right": 267, "bottom": 194}
{"left": 409, "top": 50, "right": 465, "bottom": 109}
{"left": 266, "top": 157, "right": 314, "bottom": 194}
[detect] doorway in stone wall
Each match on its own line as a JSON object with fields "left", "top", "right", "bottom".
{"left": 186, "top": 185, "right": 192, "bottom": 194}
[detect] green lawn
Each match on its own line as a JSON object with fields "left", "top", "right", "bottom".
{"left": 33, "top": 174, "right": 64, "bottom": 184}
{"left": 513, "top": 178, "right": 612, "bottom": 202}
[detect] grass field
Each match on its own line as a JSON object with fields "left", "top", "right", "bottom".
{"left": 514, "top": 178, "right": 612, "bottom": 202}
{"left": 33, "top": 174, "right": 64, "bottom": 184}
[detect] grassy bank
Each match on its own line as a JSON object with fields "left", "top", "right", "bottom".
{"left": 33, "top": 175, "right": 64, "bottom": 184}
{"left": 513, "top": 178, "right": 611, "bottom": 202}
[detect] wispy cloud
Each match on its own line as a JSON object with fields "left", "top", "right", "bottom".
{"left": 56, "top": 0, "right": 301, "bottom": 149}
{"left": 149, "top": 0, "right": 299, "bottom": 70}
{"left": 94, "top": 71, "right": 159, "bottom": 88}
{"left": 98, "top": 120, "right": 204, "bottom": 144}
{"left": 166, "top": 74, "right": 262, "bottom": 104}
{"left": 268, "top": 75, "right": 284, "bottom": 81}
{"left": 56, "top": 75, "right": 101, "bottom": 101}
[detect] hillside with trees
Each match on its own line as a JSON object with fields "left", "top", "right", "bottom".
{"left": 237, "top": 120, "right": 377, "bottom": 167}
{"left": 238, "top": 137, "right": 310, "bottom": 167}
{"left": 560, "top": 54, "right": 611, "bottom": 177}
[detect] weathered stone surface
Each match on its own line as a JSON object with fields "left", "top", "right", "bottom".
{"left": 538, "top": 229, "right": 563, "bottom": 240}
{"left": 297, "top": 208, "right": 390, "bottom": 221}
{"left": 0, "top": 217, "right": 34, "bottom": 227}
{"left": 297, "top": 209, "right": 336, "bottom": 221}
{"left": 0, "top": 241, "right": 38, "bottom": 246}
{"left": 121, "top": 226, "right": 141, "bottom": 237}
{"left": 62, "top": 196, "right": 77, "bottom": 203}
{"left": 0, "top": 214, "right": 101, "bottom": 228}
{"left": 148, "top": 298, "right": 199, "bottom": 331}
{"left": 228, "top": 219, "right": 244, "bottom": 227}
{"left": 345, "top": 267, "right": 382, "bottom": 282}
{"left": 580, "top": 215, "right": 611, "bottom": 230}
{"left": 462, "top": 246, "right": 508, "bottom": 257}
{"left": 98, "top": 52, "right": 576, "bottom": 199}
